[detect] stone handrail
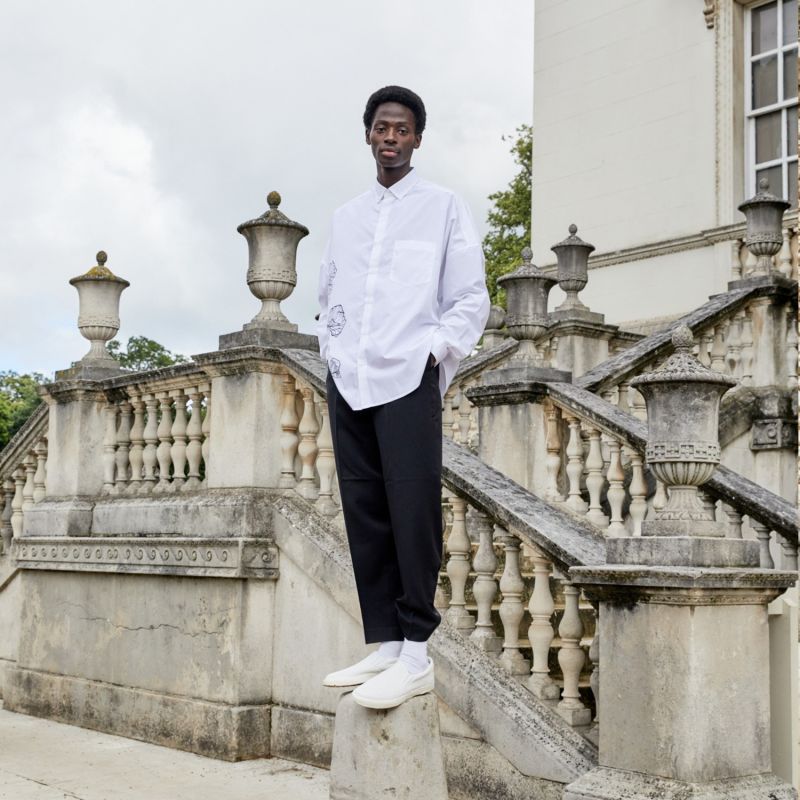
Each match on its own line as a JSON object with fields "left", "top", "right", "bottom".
{"left": 0, "top": 401, "right": 47, "bottom": 480}
{"left": 542, "top": 380, "right": 797, "bottom": 551}
{"left": 576, "top": 277, "right": 796, "bottom": 397}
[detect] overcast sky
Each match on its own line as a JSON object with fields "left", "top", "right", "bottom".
{"left": 0, "top": 1, "right": 533, "bottom": 377}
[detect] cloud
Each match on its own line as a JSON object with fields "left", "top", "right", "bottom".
{"left": 0, "top": 0, "right": 533, "bottom": 376}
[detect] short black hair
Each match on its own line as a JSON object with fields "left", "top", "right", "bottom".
{"left": 363, "top": 86, "right": 426, "bottom": 135}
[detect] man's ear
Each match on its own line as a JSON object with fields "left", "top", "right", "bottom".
{"left": 365, "top": 128, "right": 371, "bottom": 144}
{"left": 414, "top": 134, "right": 422, "bottom": 149}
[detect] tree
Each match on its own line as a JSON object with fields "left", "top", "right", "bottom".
{"left": 107, "top": 336, "right": 188, "bottom": 372}
{"left": 0, "top": 371, "right": 48, "bottom": 450}
{"left": 482, "top": 124, "right": 532, "bottom": 309}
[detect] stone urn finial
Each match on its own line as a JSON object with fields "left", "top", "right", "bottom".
{"left": 236, "top": 190, "right": 309, "bottom": 332}
{"left": 496, "top": 247, "right": 556, "bottom": 365}
{"left": 68, "top": 250, "right": 129, "bottom": 369}
{"left": 550, "top": 224, "right": 595, "bottom": 315}
{"left": 737, "top": 177, "right": 790, "bottom": 278}
{"left": 631, "top": 325, "right": 736, "bottom": 536}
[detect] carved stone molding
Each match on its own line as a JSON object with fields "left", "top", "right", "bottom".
{"left": 751, "top": 418, "right": 798, "bottom": 450}
{"left": 704, "top": 0, "right": 716, "bottom": 29}
{"left": 11, "top": 536, "right": 279, "bottom": 580}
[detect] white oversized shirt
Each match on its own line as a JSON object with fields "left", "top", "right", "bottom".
{"left": 315, "top": 168, "right": 490, "bottom": 411}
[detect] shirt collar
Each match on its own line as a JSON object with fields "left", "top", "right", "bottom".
{"left": 373, "top": 168, "right": 421, "bottom": 201}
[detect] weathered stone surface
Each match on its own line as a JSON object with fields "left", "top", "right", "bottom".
{"left": 564, "top": 767, "right": 795, "bottom": 799}
{"left": 606, "top": 536, "right": 760, "bottom": 568}
{"left": 329, "top": 692, "right": 449, "bottom": 800}
{"left": 218, "top": 328, "right": 318, "bottom": 351}
{"left": 270, "top": 705, "right": 334, "bottom": 769}
{"left": 4, "top": 665, "right": 271, "bottom": 761}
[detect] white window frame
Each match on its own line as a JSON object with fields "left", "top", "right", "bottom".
{"left": 744, "top": 0, "right": 798, "bottom": 205}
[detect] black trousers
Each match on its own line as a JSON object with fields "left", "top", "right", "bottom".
{"left": 325, "top": 359, "right": 443, "bottom": 643}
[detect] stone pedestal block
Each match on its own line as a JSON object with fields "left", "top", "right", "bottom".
{"left": 546, "top": 319, "right": 617, "bottom": 378}
{"left": 329, "top": 692, "right": 449, "bottom": 800}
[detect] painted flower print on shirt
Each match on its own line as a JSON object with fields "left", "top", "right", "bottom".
{"left": 328, "top": 357, "right": 341, "bottom": 377}
{"left": 327, "top": 259, "right": 337, "bottom": 291}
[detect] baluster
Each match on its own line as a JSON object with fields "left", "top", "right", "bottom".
{"left": 139, "top": 393, "right": 159, "bottom": 494}
{"left": 743, "top": 245, "right": 758, "bottom": 277}
{"left": 778, "top": 227, "right": 793, "bottom": 278}
{"left": 200, "top": 382, "right": 211, "bottom": 486}
{"left": 723, "top": 503, "right": 743, "bottom": 538}
{"left": 11, "top": 467, "right": 24, "bottom": 538}
{"left": 564, "top": 414, "right": 588, "bottom": 514}
{"left": 725, "top": 313, "right": 742, "bottom": 377}
{"left": 467, "top": 383, "right": 479, "bottom": 450}
{"left": 557, "top": 584, "right": 591, "bottom": 725}
{"left": 544, "top": 401, "right": 564, "bottom": 502}
{"left": 315, "top": 395, "right": 338, "bottom": 516}
{"left": 786, "top": 307, "right": 798, "bottom": 392}
{"left": 698, "top": 330, "right": 713, "bottom": 368}
{"left": 606, "top": 438, "right": 626, "bottom": 536}
{"left": 296, "top": 386, "right": 320, "bottom": 500}
{"left": 739, "top": 308, "right": 754, "bottom": 386}
{"left": 700, "top": 489, "right": 718, "bottom": 522}
{"left": 584, "top": 426, "right": 608, "bottom": 528}
{"left": 153, "top": 392, "right": 174, "bottom": 493}
{"left": 730, "top": 238, "right": 743, "bottom": 282}
{"left": 440, "top": 387, "right": 455, "bottom": 440}
{"left": 652, "top": 480, "right": 668, "bottom": 515}
{"left": 709, "top": 325, "right": 727, "bottom": 372}
{"left": 616, "top": 382, "right": 631, "bottom": 415}
{"left": 114, "top": 400, "right": 132, "bottom": 493}
{"left": 279, "top": 374, "right": 300, "bottom": 489}
{"left": 588, "top": 602, "right": 599, "bottom": 730}
{"left": 185, "top": 387, "right": 204, "bottom": 490}
{"left": 22, "top": 453, "right": 35, "bottom": 512}
{"left": 33, "top": 438, "right": 47, "bottom": 503}
{"left": 751, "top": 521, "right": 774, "bottom": 569}
{"left": 457, "top": 385, "right": 471, "bottom": 445}
{"left": 630, "top": 383, "right": 647, "bottom": 421}
{"left": 627, "top": 449, "right": 647, "bottom": 536}
{"left": 445, "top": 496, "right": 475, "bottom": 633}
{"left": 1, "top": 479, "right": 14, "bottom": 553}
{"left": 169, "top": 390, "right": 188, "bottom": 492}
{"left": 527, "top": 550, "right": 560, "bottom": 699}
{"left": 126, "top": 390, "right": 145, "bottom": 495}
{"left": 469, "top": 511, "right": 502, "bottom": 654}
{"left": 497, "top": 527, "right": 530, "bottom": 675}
{"left": 102, "top": 401, "right": 118, "bottom": 495}
{"left": 777, "top": 534, "right": 798, "bottom": 571}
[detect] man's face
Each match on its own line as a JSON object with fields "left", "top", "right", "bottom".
{"left": 365, "top": 102, "right": 421, "bottom": 171}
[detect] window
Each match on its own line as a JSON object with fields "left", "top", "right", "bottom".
{"left": 746, "top": 0, "right": 798, "bottom": 207}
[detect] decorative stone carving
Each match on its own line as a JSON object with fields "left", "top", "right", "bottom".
{"left": 751, "top": 419, "right": 798, "bottom": 451}
{"left": 737, "top": 178, "right": 790, "bottom": 278}
{"left": 550, "top": 224, "right": 603, "bottom": 324}
{"left": 631, "top": 326, "right": 735, "bottom": 537}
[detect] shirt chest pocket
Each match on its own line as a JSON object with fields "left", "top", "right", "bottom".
{"left": 389, "top": 239, "right": 437, "bottom": 286}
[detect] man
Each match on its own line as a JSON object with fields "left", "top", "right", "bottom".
{"left": 316, "top": 85, "right": 490, "bottom": 710}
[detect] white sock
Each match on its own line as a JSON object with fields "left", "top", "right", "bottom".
{"left": 399, "top": 639, "right": 428, "bottom": 674}
{"left": 377, "top": 640, "right": 403, "bottom": 659}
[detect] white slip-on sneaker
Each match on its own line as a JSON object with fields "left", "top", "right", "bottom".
{"left": 351, "top": 657, "right": 434, "bottom": 709}
{"left": 322, "top": 650, "right": 399, "bottom": 687}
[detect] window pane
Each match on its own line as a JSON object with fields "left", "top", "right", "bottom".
{"left": 789, "top": 161, "right": 798, "bottom": 206}
{"left": 787, "top": 107, "right": 798, "bottom": 152}
{"left": 753, "top": 1, "right": 778, "bottom": 55}
{"left": 756, "top": 112, "right": 783, "bottom": 162}
{"left": 757, "top": 163, "right": 784, "bottom": 196}
{"left": 783, "top": 0, "right": 798, "bottom": 45}
{"left": 783, "top": 49, "right": 798, "bottom": 99}
{"left": 753, "top": 55, "right": 779, "bottom": 107}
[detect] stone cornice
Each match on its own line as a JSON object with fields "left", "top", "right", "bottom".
{"left": 538, "top": 212, "right": 798, "bottom": 273}
{"left": 12, "top": 536, "right": 279, "bottom": 579}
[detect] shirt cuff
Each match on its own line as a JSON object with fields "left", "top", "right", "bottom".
{"left": 430, "top": 336, "right": 449, "bottom": 366}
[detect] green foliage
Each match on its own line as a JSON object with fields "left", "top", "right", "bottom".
{"left": 107, "top": 336, "right": 188, "bottom": 372}
{"left": 483, "top": 124, "right": 532, "bottom": 309}
{"left": 0, "top": 371, "right": 48, "bottom": 450}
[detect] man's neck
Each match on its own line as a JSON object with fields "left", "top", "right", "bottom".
{"left": 376, "top": 164, "right": 413, "bottom": 189}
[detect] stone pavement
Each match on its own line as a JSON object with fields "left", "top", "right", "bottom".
{"left": 0, "top": 702, "right": 329, "bottom": 800}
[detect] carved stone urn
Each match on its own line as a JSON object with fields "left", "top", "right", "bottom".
{"left": 550, "top": 223, "right": 596, "bottom": 316}
{"left": 236, "top": 191, "right": 309, "bottom": 331}
{"left": 496, "top": 247, "right": 556, "bottom": 366}
{"left": 67, "top": 251, "right": 129, "bottom": 371}
{"left": 631, "top": 325, "right": 736, "bottom": 537}
{"left": 737, "top": 177, "right": 790, "bottom": 278}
